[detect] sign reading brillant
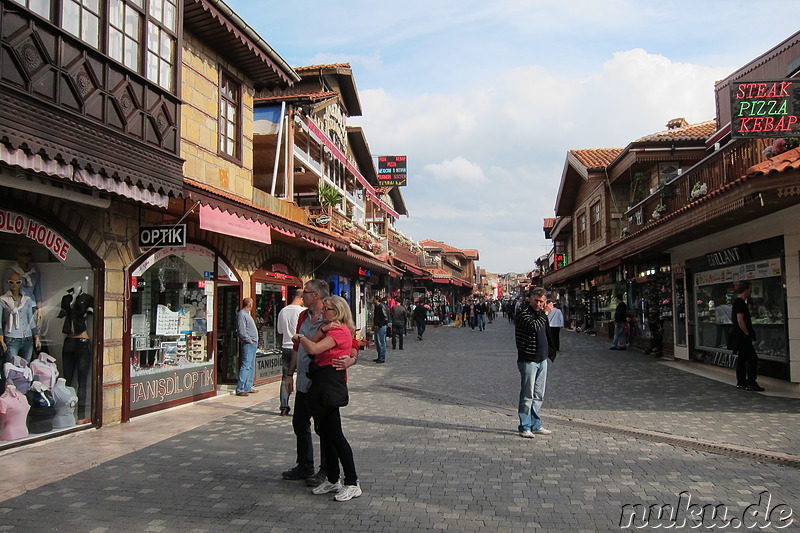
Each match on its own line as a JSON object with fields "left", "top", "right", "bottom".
{"left": 730, "top": 79, "right": 800, "bottom": 138}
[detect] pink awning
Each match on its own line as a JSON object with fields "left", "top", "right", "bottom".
{"left": 200, "top": 204, "right": 271, "bottom": 244}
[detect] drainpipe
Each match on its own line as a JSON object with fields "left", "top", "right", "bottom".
{"left": 270, "top": 101, "right": 286, "bottom": 197}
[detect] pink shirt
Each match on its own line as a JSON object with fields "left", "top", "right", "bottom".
{"left": 314, "top": 326, "right": 352, "bottom": 367}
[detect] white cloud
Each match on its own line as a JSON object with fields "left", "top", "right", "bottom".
{"left": 425, "top": 157, "right": 487, "bottom": 184}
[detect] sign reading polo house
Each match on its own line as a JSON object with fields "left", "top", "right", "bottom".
{"left": 138, "top": 225, "right": 187, "bottom": 248}
{"left": 0, "top": 209, "right": 72, "bottom": 260}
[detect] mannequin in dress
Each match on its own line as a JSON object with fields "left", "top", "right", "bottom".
{"left": 58, "top": 282, "right": 93, "bottom": 419}
{"left": 51, "top": 377, "right": 78, "bottom": 429}
{"left": 0, "top": 384, "right": 30, "bottom": 441}
{"left": 0, "top": 272, "right": 41, "bottom": 362}
{"left": 2, "top": 246, "right": 42, "bottom": 309}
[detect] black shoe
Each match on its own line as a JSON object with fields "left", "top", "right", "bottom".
{"left": 745, "top": 384, "right": 765, "bottom": 392}
{"left": 609, "top": 347, "right": 617, "bottom": 350}
{"left": 282, "top": 465, "right": 314, "bottom": 480}
{"left": 305, "top": 468, "right": 327, "bottom": 487}
{"left": 375, "top": 359, "right": 385, "bottom": 364}
{"left": 736, "top": 384, "right": 745, "bottom": 389}
{"left": 373, "top": 358, "right": 381, "bottom": 362}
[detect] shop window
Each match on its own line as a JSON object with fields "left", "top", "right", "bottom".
{"left": 129, "top": 249, "right": 215, "bottom": 411}
{"left": 12, "top": 0, "right": 52, "bottom": 19}
{"left": 219, "top": 72, "right": 242, "bottom": 162}
{"left": 590, "top": 201, "right": 601, "bottom": 241}
{"left": 1, "top": 212, "right": 95, "bottom": 443}
{"left": 694, "top": 258, "right": 785, "bottom": 361}
{"left": 577, "top": 212, "right": 587, "bottom": 248}
{"left": 62, "top": 0, "right": 101, "bottom": 48}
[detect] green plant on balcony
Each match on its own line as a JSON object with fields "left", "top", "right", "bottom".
{"left": 317, "top": 183, "right": 343, "bottom": 208}
{"left": 632, "top": 172, "right": 648, "bottom": 202}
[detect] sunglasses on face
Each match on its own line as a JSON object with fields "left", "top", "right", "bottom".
{"left": 302, "top": 290, "right": 317, "bottom": 294}
{"left": 8, "top": 280, "right": 22, "bottom": 285}
{"left": 322, "top": 307, "right": 336, "bottom": 311}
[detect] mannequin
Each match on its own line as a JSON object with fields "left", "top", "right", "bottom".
{"left": 1, "top": 246, "right": 42, "bottom": 309}
{"left": 30, "top": 352, "right": 59, "bottom": 388}
{"left": 0, "top": 272, "right": 41, "bottom": 362}
{"left": 26, "top": 381, "right": 55, "bottom": 434}
{"left": 58, "top": 283, "right": 94, "bottom": 419}
{"left": 51, "top": 377, "right": 78, "bottom": 429}
{"left": 3, "top": 355, "right": 33, "bottom": 394}
{"left": 0, "top": 384, "right": 30, "bottom": 441}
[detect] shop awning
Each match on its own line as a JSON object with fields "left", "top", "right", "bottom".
{"left": 200, "top": 204, "right": 271, "bottom": 244}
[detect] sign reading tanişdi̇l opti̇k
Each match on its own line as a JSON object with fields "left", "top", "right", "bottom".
{"left": 730, "top": 79, "right": 800, "bottom": 138}
{"left": 377, "top": 155, "right": 407, "bottom": 186}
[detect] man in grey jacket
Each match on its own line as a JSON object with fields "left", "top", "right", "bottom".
{"left": 235, "top": 298, "right": 259, "bottom": 397}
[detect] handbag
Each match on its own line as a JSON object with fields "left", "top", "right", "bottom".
{"left": 308, "top": 365, "right": 349, "bottom": 417}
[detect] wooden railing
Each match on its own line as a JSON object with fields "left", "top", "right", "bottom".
{"left": 624, "top": 138, "right": 770, "bottom": 234}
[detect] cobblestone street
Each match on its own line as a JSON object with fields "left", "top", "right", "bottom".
{"left": 1, "top": 321, "right": 799, "bottom": 532}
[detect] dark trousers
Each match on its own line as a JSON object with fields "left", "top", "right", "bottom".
{"left": 549, "top": 327, "right": 561, "bottom": 352}
{"left": 416, "top": 319, "right": 426, "bottom": 337}
{"left": 391, "top": 322, "right": 404, "bottom": 349}
{"left": 292, "top": 391, "right": 326, "bottom": 471}
{"left": 735, "top": 339, "right": 759, "bottom": 387}
{"left": 62, "top": 337, "right": 92, "bottom": 418}
{"left": 317, "top": 407, "right": 358, "bottom": 486}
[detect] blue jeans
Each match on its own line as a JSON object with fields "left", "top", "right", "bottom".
{"left": 611, "top": 322, "right": 627, "bottom": 348}
{"left": 517, "top": 359, "right": 548, "bottom": 432}
{"left": 280, "top": 347, "right": 292, "bottom": 410}
{"left": 478, "top": 314, "right": 486, "bottom": 330}
{"left": 374, "top": 325, "right": 387, "bottom": 362}
{"left": 236, "top": 341, "right": 258, "bottom": 393}
{"left": 5, "top": 337, "right": 34, "bottom": 363}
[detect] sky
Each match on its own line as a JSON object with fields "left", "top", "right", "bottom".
{"left": 226, "top": 0, "right": 799, "bottom": 273}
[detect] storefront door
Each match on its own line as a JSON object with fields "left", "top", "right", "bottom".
{"left": 217, "top": 284, "right": 241, "bottom": 384}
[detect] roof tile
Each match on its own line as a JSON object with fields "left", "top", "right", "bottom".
{"left": 635, "top": 120, "right": 716, "bottom": 142}
{"left": 569, "top": 148, "right": 624, "bottom": 169}
{"left": 746, "top": 146, "right": 800, "bottom": 176}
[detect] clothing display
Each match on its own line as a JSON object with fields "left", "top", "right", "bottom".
{"left": 62, "top": 337, "right": 91, "bottom": 419}
{"left": 51, "top": 378, "right": 78, "bottom": 429}
{"left": 3, "top": 357, "right": 33, "bottom": 395}
{"left": 0, "top": 385, "right": 30, "bottom": 441}
{"left": 58, "top": 287, "right": 94, "bottom": 336}
{"left": 30, "top": 353, "right": 59, "bottom": 389}
{"left": 25, "top": 382, "right": 56, "bottom": 434}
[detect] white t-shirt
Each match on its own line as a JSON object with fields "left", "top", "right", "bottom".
{"left": 276, "top": 304, "right": 305, "bottom": 349}
{"left": 548, "top": 307, "right": 564, "bottom": 328}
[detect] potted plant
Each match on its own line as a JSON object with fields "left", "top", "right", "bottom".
{"left": 690, "top": 182, "right": 708, "bottom": 200}
{"left": 651, "top": 204, "right": 666, "bottom": 220}
{"left": 316, "top": 183, "right": 343, "bottom": 208}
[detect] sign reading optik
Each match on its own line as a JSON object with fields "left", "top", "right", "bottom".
{"left": 139, "top": 224, "right": 186, "bottom": 248}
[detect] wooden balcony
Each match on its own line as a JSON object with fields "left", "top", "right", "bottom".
{"left": 301, "top": 206, "right": 384, "bottom": 253}
{"left": 624, "top": 138, "right": 771, "bottom": 235}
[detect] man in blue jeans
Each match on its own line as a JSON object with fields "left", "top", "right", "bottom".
{"left": 372, "top": 295, "right": 388, "bottom": 363}
{"left": 514, "top": 287, "right": 556, "bottom": 438}
{"left": 235, "top": 297, "right": 259, "bottom": 397}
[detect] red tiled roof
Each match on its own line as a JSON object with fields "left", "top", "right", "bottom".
{"left": 295, "top": 63, "right": 352, "bottom": 71}
{"left": 462, "top": 249, "right": 479, "bottom": 259}
{"left": 254, "top": 91, "right": 337, "bottom": 103}
{"left": 635, "top": 120, "right": 716, "bottom": 142}
{"left": 543, "top": 217, "right": 556, "bottom": 229}
{"left": 419, "top": 239, "right": 467, "bottom": 255}
{"left": 425, "top": 268, "right": 452, "bottom": 278}
{"left": 746, "top": 146, "right": 800, "bottom": 176}
{"left": 570, "top": 148, "right": 624, "bottom": 169}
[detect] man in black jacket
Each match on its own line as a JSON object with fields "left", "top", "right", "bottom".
{"left": 515, "top": 287, "right": 557, "bottom": 438}
{"left": 372, "top": 296, "right": 388, "bottom": 363}
{"left": 609, "top": 294, "right": 628, "bottom": 350}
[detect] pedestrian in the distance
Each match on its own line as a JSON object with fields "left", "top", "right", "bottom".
{"left": 546, "top": 300, "right": 564, "bottom": 352}
{"left": 731, "top": 281, "right": 765, "bottom": 391}
{"left": 372, "top": 295, "right": 388, "bottom": 363}
{"left": 609, "top": 294, "right": 628, "bottom": 350}
{"left": 276, "top": 289, "right": 305, "bottom": 415}
{"left": 235, "top": 297, "right": 258, "bottom": 397}
{"left": 515, "top": 287, "right": 556, "bottom": 438}
{"left": 293, "top": 295, "right": 362, "bottom": 501}
{"left": 390, "top": 299, "right": 407, "bottom": 350}
{"left": 412, "top": 299, "right": 428, "bottom": 340}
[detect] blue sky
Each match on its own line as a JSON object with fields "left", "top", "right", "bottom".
{"left": 225, "top": 0, "right": 799, "bottom": 273}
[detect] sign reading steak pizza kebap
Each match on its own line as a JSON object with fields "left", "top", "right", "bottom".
{"left": 730, "top": 79, "right": 800, "bottom": 138}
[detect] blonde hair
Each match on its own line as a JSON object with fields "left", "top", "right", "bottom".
{"left": 323, "top": 295, "right": 355, "bottom": 334}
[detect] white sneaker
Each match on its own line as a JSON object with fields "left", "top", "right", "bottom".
{"left": 532, "top": 428, "right": 552, "bottom": 435}
{"left": 519, "top": 430, "right": 535, "bottom": 438}
{"left": 334, "top": 483, "right": 362, "bottom": 501}
{"left": 312, "top": 480, "right": 342, "bottom": 495}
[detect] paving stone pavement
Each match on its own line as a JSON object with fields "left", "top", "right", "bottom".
{"left": 0, "top": 320, "right": 798, "bottom": 532}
